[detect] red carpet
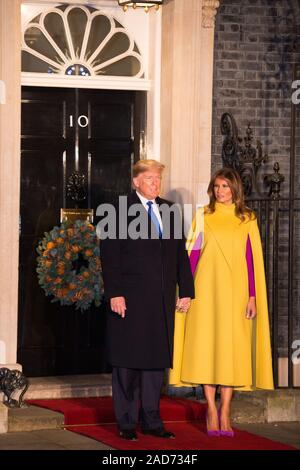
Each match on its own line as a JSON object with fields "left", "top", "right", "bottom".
{"left": 27, "top": 396, "right": 295, "bottom": 450}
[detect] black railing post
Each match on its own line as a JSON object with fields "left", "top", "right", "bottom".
{"left": 272, "top": 198, "right": 279, "bottom": 388}
{"left": 288, "top": 64, "right": 297, "bottom": 388}
{"left": 264, "top": 163, "right": 284, "bottom": 388}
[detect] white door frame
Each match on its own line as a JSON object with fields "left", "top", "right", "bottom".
{"left": 21, "top": 0, "right": 161, "bottom": 158}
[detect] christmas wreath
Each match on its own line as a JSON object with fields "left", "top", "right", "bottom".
{"left": 36, "top": 219, "right": 103, "bottom": 311}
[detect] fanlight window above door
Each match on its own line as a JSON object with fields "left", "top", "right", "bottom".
{"left": 22, "top": 5, "right": 144, "bottom": 78}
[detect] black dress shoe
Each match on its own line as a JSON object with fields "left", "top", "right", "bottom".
{"left": 142, "top": 428, "right": 175, "bottom": 439}
{"left": 119, "top": 429, "right": 138, "bottom": 441}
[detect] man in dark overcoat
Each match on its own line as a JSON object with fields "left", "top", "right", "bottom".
{"left": 100, "top": 159, "right": 194, "bottom": 441}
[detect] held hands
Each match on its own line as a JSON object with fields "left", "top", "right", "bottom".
{"left": 111, "top": 296, "right": 191, "bottom": 317}
{"left": 246, "top": 296, "right": 257, "bottom": 319}
{"left": 110, "top": 296, "right": 126, "bottom": 318}
{"left": 176, "top": 297, "right": 191, "bottom": 314}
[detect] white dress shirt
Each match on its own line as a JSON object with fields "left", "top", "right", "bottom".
{"left": 136, "top": 191, "right": 163, "bottom": 231}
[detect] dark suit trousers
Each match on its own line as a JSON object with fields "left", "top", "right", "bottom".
{"left": 112, "top": 367, "right": 165, "bottom": 431}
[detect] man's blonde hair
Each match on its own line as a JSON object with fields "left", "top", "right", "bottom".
{"left": 132, "top": 159, "right": 165, "bottom": 178}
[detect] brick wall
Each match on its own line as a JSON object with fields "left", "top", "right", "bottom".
{"left": 212, "top": 0, "right": 300, "bottom": 194}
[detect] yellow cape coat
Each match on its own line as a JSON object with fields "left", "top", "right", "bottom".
{"left": 169, "top": 203, "right": 274, "bottom": 391}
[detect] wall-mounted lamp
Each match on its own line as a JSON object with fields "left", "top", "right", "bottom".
{"left": 118, "top": 1, "right": 163, "bottom": 13}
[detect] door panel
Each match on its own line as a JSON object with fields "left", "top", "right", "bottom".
{"left": 22, "top": 101, "right": 65, "bottom": 136}
{"left": 90, "top": 103, "right": 132, "bottom": 139}
{"left": 18, "top": 87, "right": 142, "bottom": 376}
{"left": 80, "top": 90, "right": 134, "bottom": 208}
{"left": 20, "top": 151, "right": 64, "bottom": 235}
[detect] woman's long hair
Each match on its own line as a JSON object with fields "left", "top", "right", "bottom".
{"left": 206, "top": 168, "right": 256, "bottom": 222}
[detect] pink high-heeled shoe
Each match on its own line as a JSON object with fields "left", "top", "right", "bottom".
{"left": 218, "top": 409, "right": 235, "bottom": 437}
{"left": 206, "top": 411, "right": 220, "bottom": 437}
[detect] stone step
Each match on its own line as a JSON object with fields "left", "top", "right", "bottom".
{"left": 25, "top": 373, "right": 112, "bottom": 400}
{"left": 8, "top": 406, "right": 64, "bottom": 433}
{"left": 168, "top": 387, "right": 300, "bottom": 423}
{"left": 1, "top": 374, "right": 112, "bottom": 433}
{"left": 187, "top": 397, "right": 265, "bottom": 424}
{"left": 167, "top": 387, "right": 266, "bottom": 423}
{"left": 0, "top": 396, "right": 265, "bottom": 434}
{"left": 3, "top": 376, "right": 299, "bottom": 434}
{"left": 233, "top": 389, "right": 300, "bottom": 422}
{"left": 231, "top": 399, "right": 265, "bottom": 424}
{"left": 3, "top": 374, "right": 113, "bottom": 433}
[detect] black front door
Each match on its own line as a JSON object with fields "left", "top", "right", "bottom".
{"left": 18, "top": 86, "right": 143, "bottom": 376}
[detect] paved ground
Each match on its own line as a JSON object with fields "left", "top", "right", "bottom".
{"left": 235, "top": 422, "right": 300, "bottom": 449}
{"left": 0, "top": 428, "right": 112, "bottom": 450}
{"left": 0, "top": 422, "right": 299, "bottom": 450}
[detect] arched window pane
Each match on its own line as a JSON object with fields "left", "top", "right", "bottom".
{"left": 86, "top": 15, "right": 111, "bottom": 61}
{"left": 98, "top": 56, "right": 142, "bottom": 77}
{"left": 44, "top": 13, "right": 70, "bottom": 59}
{"left": 67, "top": 7, "right": 87, "bottom": 57}
{"left": 93, "top": 32, "right": 130, "bottom": 67}
{"left": 22, "top": 50, "right": 57, "bottom": 74}
{"left": 24, "top": 27, "right": 60, "bottom": 63}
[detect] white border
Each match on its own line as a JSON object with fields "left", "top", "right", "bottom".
{"left": 22, "top": 5, "right": 145, "bottom": 78}
{"left": 21, "top": 0, "right": 161, "bottom": 158}
{"left": 21, "top": 72, "right": 151, "bottom": 90}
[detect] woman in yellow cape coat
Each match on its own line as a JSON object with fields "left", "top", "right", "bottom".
{"left": 169, "top": 168, "right": 274, "bottom": 434}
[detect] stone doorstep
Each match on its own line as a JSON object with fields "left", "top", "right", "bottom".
{"left": 7, "top": 406, "right": 64, "bottom": 433}
{"left": 194, "top": 396, "right": 266, "bottom": 424}
{"left": 233, "top": 389, "right": 300, "bottom": 423}
{"left": 0, "top": 404, "right": 8, "bottom": 433}
{"left": 0, "top": 374, "right": 113, "bottom": 402}
{"left": 0, "top": 400, "right": 268, "bottom": 435}
{"left": 231, "top": 399, "right": 266, "bottom": 424}
{"left": 1, "top": 374, "right": 113, "bottom": 433}
{"left": 5, "top": 399, "right": 264, "bottom": 434}
{"left": 2, "top": 380, "right": 300, "bottom": 434}
{"left": 24, "top": 385, "right": 112, "bottom": 400}
{"left": 1, "top": 392, "right": 298, "bottom": 434}
{"left": 25, "top": 373, "right": 113, "bottom": 400}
